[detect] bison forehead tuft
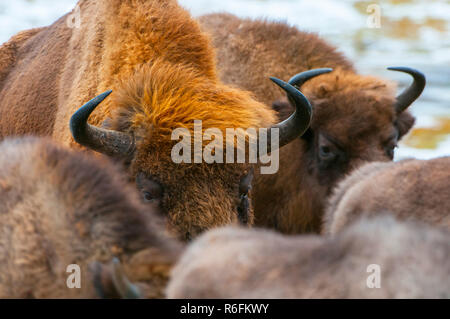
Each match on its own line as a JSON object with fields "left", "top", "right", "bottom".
{"left": 108, "top": 59, "right": 276, "bottom": 142}
{"left": 304, "top": 71, "right": 400, "bottom": 143}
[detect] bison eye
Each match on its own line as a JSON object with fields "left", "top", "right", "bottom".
{"left": 136, "top": 173, "right": 163, "bottom": 204}
{"left": 139, "top": 183, "right": 163, "bottom": 203}
{"left": 142, "top": 191, "right": 156, "bottom": 203}
{"left": 319, "top": 145, "right": 335, "bottom": 161}
{"left": 317, "top": 134, "right": 341, "bottom": 164}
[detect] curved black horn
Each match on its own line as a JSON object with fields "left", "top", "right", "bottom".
{"left": 289, "top": 68, "right": 333, "bottom": 88}
{"left": 269, "top": 78, "right": 312, "bottom": 150}
{"left": 263, "top": 68, "right": 332, "bottom": 153}
{"left": 387, "top": 67, "right": 426, "bottom": 113}
{"left": 111, "top": 258, "right": 141, "bottom": 299}
{"left": 70, "top": 90, "right": 135, "bottom": 160}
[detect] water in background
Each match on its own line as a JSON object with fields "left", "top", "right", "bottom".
{"left": 1, "top": 0, "right": 449, "bottom": 160}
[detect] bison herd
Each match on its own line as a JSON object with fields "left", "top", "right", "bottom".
{"left": 0, "top": 0, "right": 448, "bottom": 299}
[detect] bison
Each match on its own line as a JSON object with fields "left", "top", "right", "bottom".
{"left": 200, "top": 13, "right": 426, "bottom": 233}
{"left": 0, "top": 137, "right": 181, "bottom": 299}
{"left": 166, "top": 216, "right": 450, "bottom": 299}
{"left": 0, "top": 0, "right": 320, "bottom": 240}
{"left": 322, "top": 157, "right": 450, "bottom": 234}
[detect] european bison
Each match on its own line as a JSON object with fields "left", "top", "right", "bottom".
{"left": 0, "top": 137, "right": 181, "bottom": 298}
{"left": 166, "top": 217, "right": 450, "bottom": 298}
{"left": 322, "top": 157, "right": 450, "bottom": 234}
{"left": 200, "top": 13, "right": 426, "bottom": 233}
{"left": 0, "top": 0, "right": 320, "bottom": 240}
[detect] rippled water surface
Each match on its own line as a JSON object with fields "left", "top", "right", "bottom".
{"left": 1, "top": 0, "right": 449, "bottom": 160}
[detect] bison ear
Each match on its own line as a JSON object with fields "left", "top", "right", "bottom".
{"left": 272, "top": 99, "right": 294, "bottom": 121}
{"left": 395, "top": 111, "right": 416, "bottom": 139}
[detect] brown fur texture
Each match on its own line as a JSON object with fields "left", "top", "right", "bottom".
{"left": 323, "top": 157, "right": 450, "bottom": 235}
{"left": 0, "top": 137, "right": 181, "bottom": 298}
{"left": 0, "top": 1, "right": 276, "bottom": 240}
{"left": 167, "top": 216, "right": 450, "bottom": 298}
{"left": 200, "top": 13, "right": 417, "bottom": 233}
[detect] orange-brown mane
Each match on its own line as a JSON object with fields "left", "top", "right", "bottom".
{"left": 96, "top": 0, "right": 275, "bottom": 142}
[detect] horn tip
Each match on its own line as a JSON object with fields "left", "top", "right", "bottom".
{"left": 270, "top": 77, "right": 286, "bottom": 86}
{"left": 319, "top": 67, "right": 334, "bottom": 73}
{"left": 387, "top": 66, "right": 425, "bottom": 77}
{"left": 387, "top": 66, "right": 426, "bottom": 84}
{"left": 288, "top": 68, "right": 334, "bottom": 87}
{"left": 99, "top": 89, "right": 113, "bottom": 100}
{"left": 387, "top": 66, "right": 410, "bottom": 73}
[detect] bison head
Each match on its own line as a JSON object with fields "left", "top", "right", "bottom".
{"left": 298, "top": 67, "right": 424, "bottom": 187}
{"left": 259, "top": 67, "right": 425, "bottom": 232}
{"left": 70, "top": 62, "right": 329, "bottom": 240}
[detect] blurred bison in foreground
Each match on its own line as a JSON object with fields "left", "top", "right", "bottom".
{"left": 0, "top": 0, "right": 317, "bottom": 240}
{"left": 200, "top": 14, "right": 426, "bottom": 233}
{"left": 167, "top": 217, "right": 450, "bottom": 299}
{"left": 0, "top": 137, "right": 181, "bottom": 298}
{"left": 323, "top": 157, "right": 450, "bottom": 234}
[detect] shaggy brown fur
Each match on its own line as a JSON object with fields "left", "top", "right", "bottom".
{"left": 200, "top": 14, "right": 417, "bottom": 233}
{"left": 0, "top": 137, "right": 181, "bottom": 298}
{"left": 322, "top": 157, "right": 450, "bottom": 235}
{"left": 167, "top": 216, "right": 450, "bottom": 298}
{"left": 0, "top": 1, "right": 276, "bottom": 240}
